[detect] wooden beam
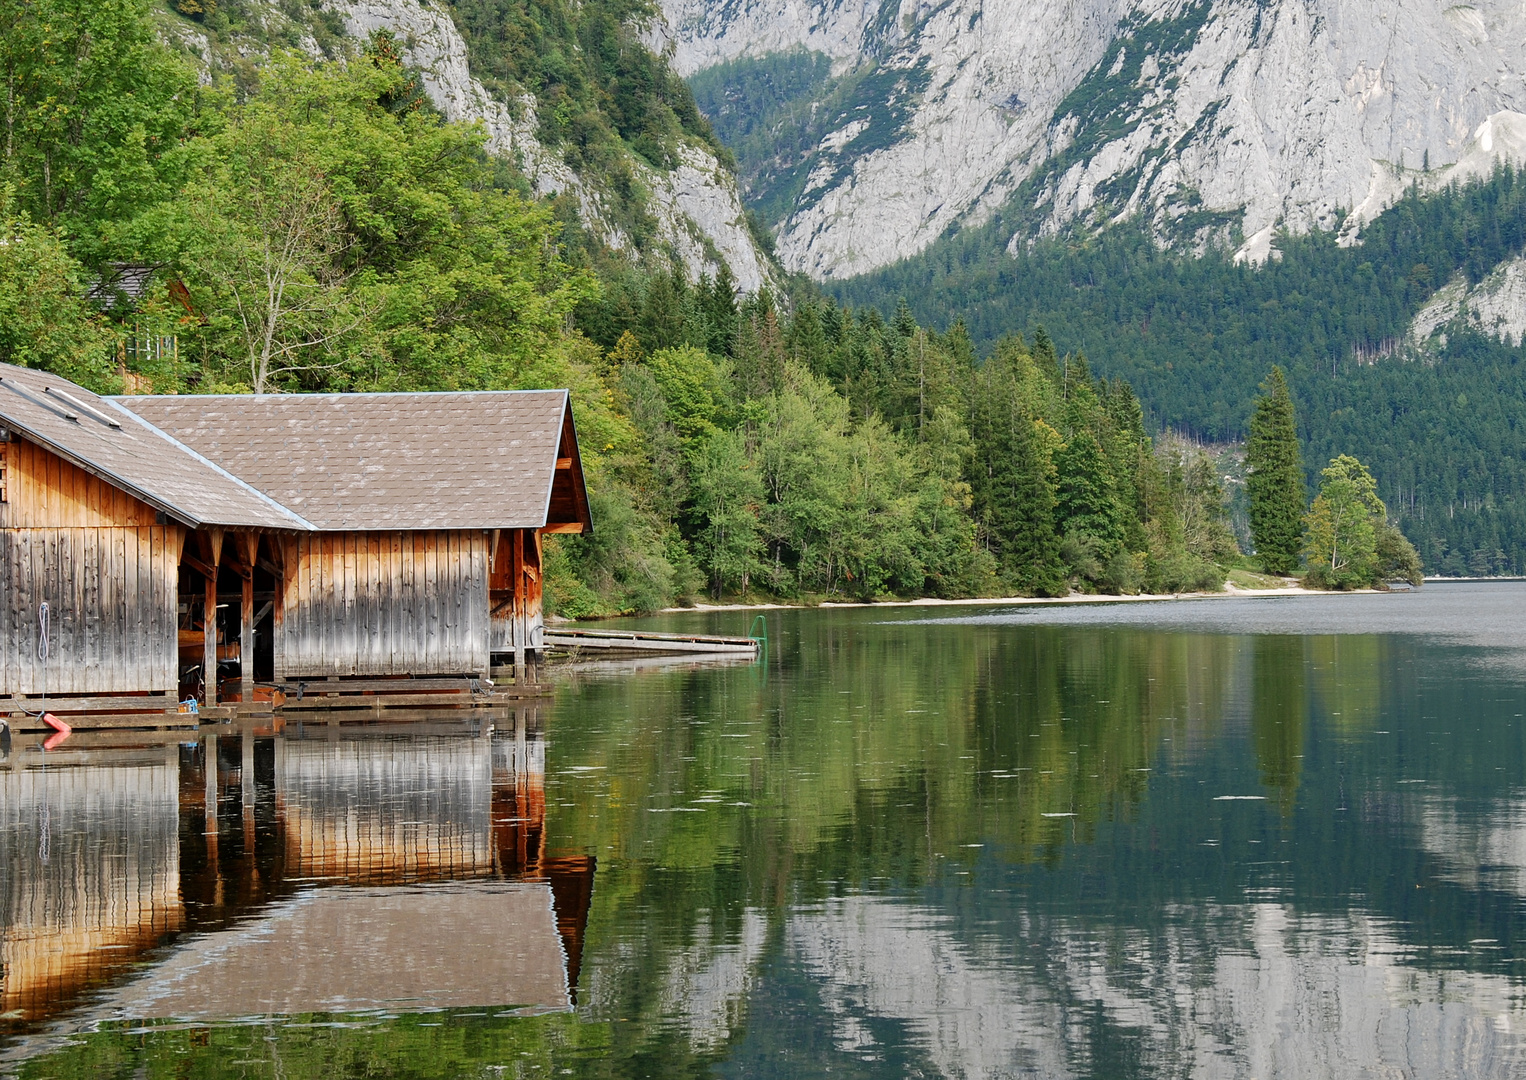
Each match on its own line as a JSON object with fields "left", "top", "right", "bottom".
{"left": 195, "top": 528, "right": 225, "bottom": 568}
{"left": 183, "top": 553, "right": 218, "bottom": 582}
{"left": 205, "top": 571, "right": 218, "bottom": 707}
{"left": 240, "top": 566, "right": 254, "bottom": 702}
{"left": 541, "top": 523, "right": 585, "bottom": 535}
{"left": 225, "top": 531, "right": 257, "bottom": 581}
{"left": 555, "top": 457, "right": 573, "bottom": 469}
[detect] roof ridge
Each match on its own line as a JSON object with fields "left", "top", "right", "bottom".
{"left": 115, "top": 388, "right": 568, "bottom": 401}
{"left": 103, "top": 399, "right": 318, "bottom": 531}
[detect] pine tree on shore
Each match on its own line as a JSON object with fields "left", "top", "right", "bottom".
{"left": 1246, "top": 367, "right": 1306, "bottom": 574}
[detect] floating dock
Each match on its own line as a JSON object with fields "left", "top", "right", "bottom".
{"left": 545, "top": 628, "right": 759, "bottom": 657}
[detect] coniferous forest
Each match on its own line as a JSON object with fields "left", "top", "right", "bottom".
{"left": 0, "top": 0, "right": 1432, "bottom": 613}
{"left": 834, "top": 169, "right": 1526, "bottom": 577}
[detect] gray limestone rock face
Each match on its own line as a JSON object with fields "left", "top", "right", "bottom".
{"left": 659, "top": 0, "right": 1526, "bottom": 279}
{"left": 320, "top": 0, "right": 775, "bottom": 292}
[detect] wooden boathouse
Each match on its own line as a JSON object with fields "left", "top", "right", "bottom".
{"left": 0, "top": 362, "right": 591, "bottom": 719}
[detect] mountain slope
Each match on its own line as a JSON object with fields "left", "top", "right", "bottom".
{"left": 832, "top": 167, "right": 1526, "bottom": 574}
{"left": 161, "top": 0, "right": 775, "bottom": 290}
{"left": 661, "top": 0, "right": 1526, "bottom": 278}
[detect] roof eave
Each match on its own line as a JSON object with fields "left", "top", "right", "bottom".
{"left": 104, "top": 398, "right": 318, "bottom": 532}
{"left": 0, "top": 418, "right": 206, "bottom": 529}
{"left": 537, "top": 390, "right": 570, "bottom": 531}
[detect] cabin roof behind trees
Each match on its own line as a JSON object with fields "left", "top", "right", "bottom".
{"left": 117, "top": 390, "right": 590, "bottom": 532}
{"left": 0, "top": 362, "right": 312, "bottom": 530}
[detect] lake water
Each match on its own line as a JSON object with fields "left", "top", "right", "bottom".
{"left": 6, "top": 583, "right": 1526, "bottom": 1078}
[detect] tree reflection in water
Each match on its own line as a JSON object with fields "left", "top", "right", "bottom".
{"left": 9, "top": 590, "right": 1526, "bottom": 1078}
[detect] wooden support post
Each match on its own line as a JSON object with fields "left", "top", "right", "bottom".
{"left": 199, "top": 530, "right": 225, "bottom": 706}
{"left": 272, "top": 541, "right": 286, "bottom": 683}
{"left": 513, "top": 530, "right": 527, "bottom": 685}
{"left": 241, "top": 570, "right": 254, "bottom": 703}
{"left": 237, "top": 532, "right": 258, "bottom": 704}
{"left": 204, "top": 570, "right": 218, "bottom": 706}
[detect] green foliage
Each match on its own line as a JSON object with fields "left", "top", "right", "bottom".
{"left": 833, "top": 167, "right": 1526, "bottom": 573}
{"left": 1055, "top": 431, "right": 1123, "bottom": 553}
{"left": 689, "top": 428, "right": 765, "bottom": 596}
{"left": 1245, "top": 367, "right": 1306, "bottom": 574}
{"left": 0, "top": 197, "right": 114, "bottom": 386}
{"left": 444, "top": 0, "right": 723, "bottom": 173}
{"left": 1375, "top": 520, "right": 1425, "bottom": 586}
{"left": 0, "top": 0, "right": 202, "bottom": 265}
{"left": 966, "top": 349, "right": 1065, "bottom": 595}
{"left": 645, "top": 345, "right": 726, "bottom": 441}
{"left": 1304, "top": 455, "right": 1383, "bottom": 589}
{"left": 1143, "top": 437, "right": 1238, "bottom": 593}
{"left": 175, "top": 51, "right": 593, "bottom": 394}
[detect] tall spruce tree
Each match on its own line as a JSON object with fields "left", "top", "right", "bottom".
{"left": 1054, "top": 430, "right": 1124, "bottom": 551}
{"left": 1246, "top": 367, "right": 1306, "bottom": 574}
{"left": 968, "top": 356, "right": 1065, "bottom": 596}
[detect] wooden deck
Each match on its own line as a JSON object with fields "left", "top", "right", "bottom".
{"left": 546, "top": 628, "right": 759, "bottom": 656}
{"left": 275, "top": 675, "right": 551, "bottom": 711}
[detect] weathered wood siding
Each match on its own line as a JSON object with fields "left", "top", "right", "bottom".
{"left": 275, "top": 531, "right": 490, "bottom": 678}
{"left": 0, "top": 749, "right": 184, "bottom": 1021}
{"left": 0, "top": 439, "right": 159, "bottom": 529}
{"left": 490, "top": 529, "right": 545, "bottom": 653}
{"left": 1, "top": 439, "right": 183, "bottom": 696}
{"left": 0, "top": 527, "right": 183, "bottom": 695}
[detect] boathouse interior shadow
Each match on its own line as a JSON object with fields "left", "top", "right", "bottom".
{"left": 0, "top": 708, "right": 594, "bottom": 1035}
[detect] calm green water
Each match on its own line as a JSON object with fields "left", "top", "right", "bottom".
{"left": 7, "top": 584, "right": 1526, "bottom": 1078}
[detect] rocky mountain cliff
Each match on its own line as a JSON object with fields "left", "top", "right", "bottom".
{"left": 655, "top": 0, "right": 1526, "bottom": 279}
{"left": 163, "top": 0, "right": 775, "bottom": 292}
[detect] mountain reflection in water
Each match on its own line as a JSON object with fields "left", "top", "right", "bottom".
{"left": 8, "top": 584, "right": 1526, "bottom": 1078}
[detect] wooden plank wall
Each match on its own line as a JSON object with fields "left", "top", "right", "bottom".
{"left": 0, "top": 750, "right": 184, "bottom": 1021}
{"left": 0, "top": 439, "right": 159, "bottom": 530}
{"left": 1, "top": 435, "right": 183, "bottom": 696}
{"left": 0, "top": 526, "right": 184, "bottom": 695}
{"left": 490, "top": 529, "right": 544, "bottom": 654}
{"left": 275, "top": 531, "right": 490, "bottom": 678}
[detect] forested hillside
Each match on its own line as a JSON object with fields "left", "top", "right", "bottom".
{"left": 833, "top": 171, "right": 1526, "bottom": 575}
{"left": 0, "top": 0, "right": 1415, "bottom": 611}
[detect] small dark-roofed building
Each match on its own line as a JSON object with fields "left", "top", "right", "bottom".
{"left": 85, "top": 264, "right": 198, "bottom": 380}
{"left": 1, "top": 363, "right": 591, "bottom": 715}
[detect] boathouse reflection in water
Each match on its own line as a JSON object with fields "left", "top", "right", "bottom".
{"left": 0, "top": 709, "right": 593, "bottom": 1029}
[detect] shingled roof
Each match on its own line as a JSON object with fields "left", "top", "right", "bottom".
{"left": 0, "top": 363, "right": 312, "bottom": 531}
{"left": 118, "top": 390, "right": 590, "bottom": 532}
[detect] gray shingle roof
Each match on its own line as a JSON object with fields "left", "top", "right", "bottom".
{"left": 118, "top": 390, "right": 573, "bottom": 531}
{"left": 0, "top": 363, "right": 313, "bottom": 531}
{"left": 84, "top": 263, "right": 159, "bottom": 310}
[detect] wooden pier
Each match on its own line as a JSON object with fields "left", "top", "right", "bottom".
{"left": 546, "top": 628, "right": 759, "bottom": 657}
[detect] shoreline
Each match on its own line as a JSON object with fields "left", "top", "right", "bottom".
{"left": 646, "top": 580, "right": 1360, "bottom": 616}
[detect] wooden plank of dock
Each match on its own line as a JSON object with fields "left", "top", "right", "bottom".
{"left": 545, "top": 628, "right": 758, "bottom": 656}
